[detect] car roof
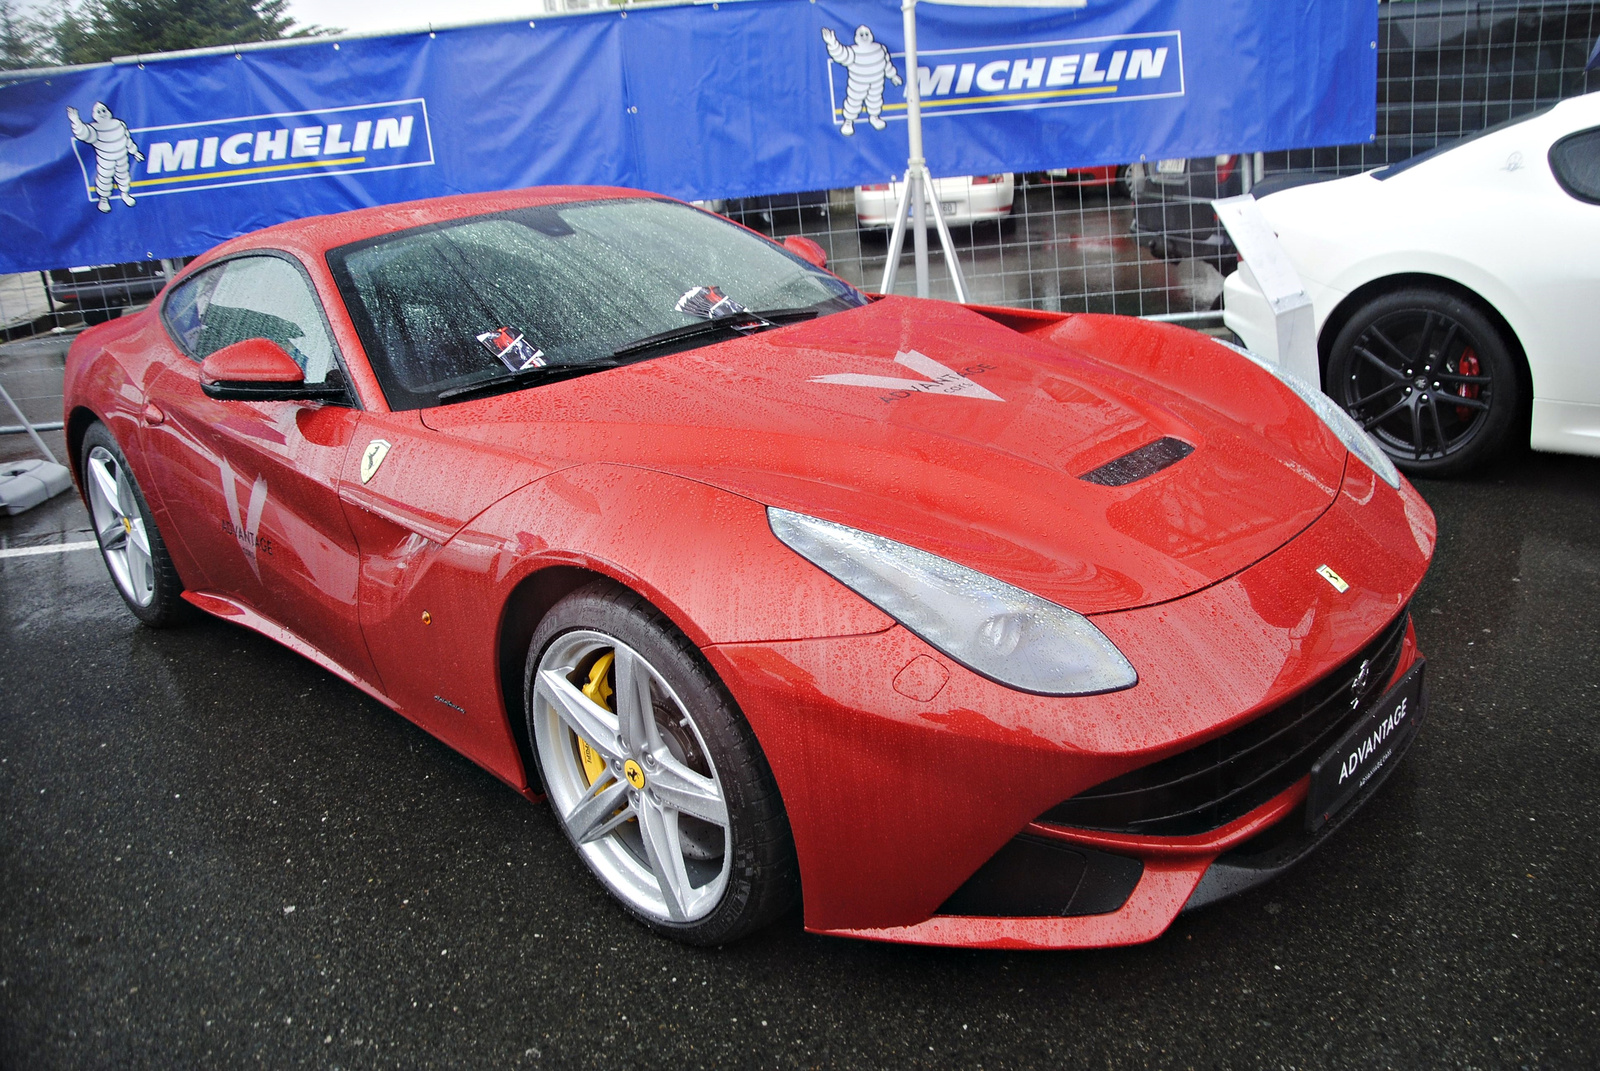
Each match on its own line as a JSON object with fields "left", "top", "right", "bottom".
{"left": 1361, "top": 89, "right": 1598, "bottom": 187}
{"left": 183, "top": 185, "right": 666, "bottom": 271}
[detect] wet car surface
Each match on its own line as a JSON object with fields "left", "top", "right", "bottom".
{"left": 3, "top": 334, "right": 1596, "bottom": 1068}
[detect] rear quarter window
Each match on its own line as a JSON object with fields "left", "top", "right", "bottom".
{"left": 1550, "top": 127, "right": 1600, "bottom": 204}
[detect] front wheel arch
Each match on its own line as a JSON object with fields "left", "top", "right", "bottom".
{"left": 495, "top": 564, "right": 614, "bottom": 794}
{"left": 1324, "top": 283, "right": 1527, "bottom": 475}
{"left": 1316, "top": 273, "right": 1531, "bottom": 414}
{"left": 65, "top": 405, "right": 103, "bottom": 491}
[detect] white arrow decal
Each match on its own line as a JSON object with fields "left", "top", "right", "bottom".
{"left": 219, "top": 459, "right": 269, "bottom": 580}
{"left": 810, "top": 349, "right": 1004, "bottom": 401}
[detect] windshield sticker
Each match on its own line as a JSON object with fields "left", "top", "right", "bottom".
{"left": 811, "top": 349, "right": 1004, "bottom": 402}
{"left": 477, "top": 327, "right": 546, "bottom": 371}
{"left": 675, "top": 285, "right": 748, "bottom": 321}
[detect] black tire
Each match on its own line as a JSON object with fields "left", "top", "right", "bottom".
{"left": 1326, "top": 287, "right": 1520, "bottom": 477}
{"left": 1114, "top": 164, "right": 1136, "bottom": 199}
{"left": 1124, "top": 163, "right": 1149, "bottom": 201}
{"left": 81, "top": 307, "right": 122, "bottom": 326}
{"left": 524, "top": 580, "right": 798, "bottom": 945}
{"left": 80, "top": 421, "right": 189, "bottom": 626}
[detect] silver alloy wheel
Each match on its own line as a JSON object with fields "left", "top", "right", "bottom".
{"left": 85, "top": 445, "right": 156, "bottom": 608}
{"left": 532, "top": 630, "right": 732, "bottom": 924}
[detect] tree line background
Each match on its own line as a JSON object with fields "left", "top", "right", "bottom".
{"left": 0, "top": 0, "right": 332, "bottom": 69}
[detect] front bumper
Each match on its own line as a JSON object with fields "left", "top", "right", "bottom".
{"left": 824, "top": 651, "right": 1425, "bottom": 950}
{"left": 706, "top": 460, "right": 1436, "bottom": 947}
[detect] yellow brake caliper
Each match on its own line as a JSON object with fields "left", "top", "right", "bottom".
{"left": 577, "top": 651, "right": 614, "bottom": 785}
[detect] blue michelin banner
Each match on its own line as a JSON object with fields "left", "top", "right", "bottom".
{"left": 0, "top": 0, "right": 1376, "bottom": 274}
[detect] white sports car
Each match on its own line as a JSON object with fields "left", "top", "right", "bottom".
{"left": 1223, "top": 91, "right": 1600, "bottom": 475}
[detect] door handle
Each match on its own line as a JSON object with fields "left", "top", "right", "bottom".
{"left": 142, "top": 402, "right": 165, "bottom": 427}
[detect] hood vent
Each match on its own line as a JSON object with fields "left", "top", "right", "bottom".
{"left": 1079, "top": 437, "right": 1194, "bottom": 487}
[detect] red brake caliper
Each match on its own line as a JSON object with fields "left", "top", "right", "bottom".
{"left": 1455, "top": 349, "right": 1481, "bottom": 422}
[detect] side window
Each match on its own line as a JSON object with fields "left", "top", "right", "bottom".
{"left": 164, "top": 255, "right": 340, "bottom": 384}
{"left": 163, "top": 264, "right": 224, "bottom": 356}
{"left": 1550, "top": 127, "right": 1600, "bottom": 205}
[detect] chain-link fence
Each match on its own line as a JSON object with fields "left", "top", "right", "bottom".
{"left": 716, "top": 0, "right": 1600, "bottom": 321}
{"left": 2, "top": 0, "right": 1595, "bottom": 342}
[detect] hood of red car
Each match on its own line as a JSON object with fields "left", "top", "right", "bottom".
{"left": 419, "top": 297, "right": 1347, "bottom": 614}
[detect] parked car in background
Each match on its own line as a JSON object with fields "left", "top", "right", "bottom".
{"left": 1223, "top": 92, "right": 1600, "bottom": 475}
{"left": 48, "top": 261, "right": 171, "bottom": 325}
{"left": 1028, "top": 164, "right": 1132, "bottom": 193}
{"left": 855, "top": 174, "right": 1015, "bottom": 230}
{"left": 725, "top": 190, "right": 832, "bottom": 231}
{"left": 1134, "top": 0, "right": 1600, "bottom": 264}
{"left": 1127, "top": 155, "right": 1251, "bottom": 264}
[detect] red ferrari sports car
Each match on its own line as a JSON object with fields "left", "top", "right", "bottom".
{"left": 63, "top": 186, "right": 1435, "bottom": 949}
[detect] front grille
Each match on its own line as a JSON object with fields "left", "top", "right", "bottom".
{"left": 1040, "top": 608, "right": 1411, "bottom": 837}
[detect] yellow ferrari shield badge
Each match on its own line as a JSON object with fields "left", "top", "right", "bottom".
{"left": 360, "top": 439, "right": 392, "bottom": 484}
{"left": 624, "top": 759, "right": 646, "bottom": 790}
{"left": 1316, "top": 564, "right": 1350, "bottom": 593}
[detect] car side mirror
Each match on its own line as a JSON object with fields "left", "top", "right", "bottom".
{"left": 200, "top": 338, "right": 347, "bottom": 403}
{"left": 783, "top": 235, "right": 829, "bottom": 270}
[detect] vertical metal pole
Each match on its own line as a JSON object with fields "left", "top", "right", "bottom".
{"left": 901, "top": 0, "right": 930, "bottom": 298}
{"left": 924, "top": 193, "right": 968, "bottom": 303}
{"left": 911, "top": 176, "right": 929, "bottom": 297}
{"left": 877, "top": 175, "right": 916, "bottom": 295}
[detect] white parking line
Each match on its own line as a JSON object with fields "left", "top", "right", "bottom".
{"left": 0, "top": 540, "right": 99, "bottom": 559}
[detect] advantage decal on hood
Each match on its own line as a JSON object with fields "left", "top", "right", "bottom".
{"left": 810, "top": 350, "right": 1003, "bottom": 402}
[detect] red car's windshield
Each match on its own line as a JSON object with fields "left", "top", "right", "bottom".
{"left": 327, "top": 197, "right": 865, "bottom": 410}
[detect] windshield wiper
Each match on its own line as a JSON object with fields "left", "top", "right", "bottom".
{"left": 437, "top": 307, "right": 821, "bottom": 403}
{"left": 610, "top": 308, "right": 818, "bottom": 360}
{"left": 436, "top": 359, "right": 622, "bottom": 404}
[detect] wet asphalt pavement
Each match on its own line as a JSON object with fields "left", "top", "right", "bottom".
{"left": 3, "top": 342, "right": 1599, "bottom": 1070}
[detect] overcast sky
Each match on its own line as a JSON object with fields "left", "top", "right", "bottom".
{"left": 15, "top": 1, "right": 554, "bottom": 39}
{"left": 284, "top": 1, "right": 548, "bottom": 36}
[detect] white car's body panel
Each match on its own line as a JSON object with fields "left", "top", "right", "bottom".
{"left": 855, "top": 174, "right": 1015, "bottom": 228}
{"left": 1224, "top": 91, "right": 1600, "bottom": 457}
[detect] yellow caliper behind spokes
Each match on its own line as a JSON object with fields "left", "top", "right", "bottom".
{"left": 577, "top": 651, "right": 615, "bottom": 786}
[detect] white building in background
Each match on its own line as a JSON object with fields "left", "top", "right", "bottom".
{"left": 541, "top": 0, "right": 610, "bottom": 12}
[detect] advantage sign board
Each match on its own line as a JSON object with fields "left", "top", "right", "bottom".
{"left": 0, "top": 0, "right": 1376, "bottom": 274}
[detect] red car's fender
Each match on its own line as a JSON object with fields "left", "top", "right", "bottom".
{"left": 343, "top": 461, "right": 891, "bottom": 790}
{"left": 64, "top": 313, "right": 184, "bottom": 523}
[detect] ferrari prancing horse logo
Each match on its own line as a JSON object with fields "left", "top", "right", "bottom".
{"left": 360, "top": 439, "right": 392, "bottom": 484}
{"left": 1317, "top": 564, "right": 1350, "bottom": 593}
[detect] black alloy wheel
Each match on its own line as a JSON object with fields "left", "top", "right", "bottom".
{"left": 1327, "top": 288, "right": 1519, "bottom": 477}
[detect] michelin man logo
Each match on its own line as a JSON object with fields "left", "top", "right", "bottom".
{"left": 822, "top": 25, "right": 902, "bottom": 136}
{"left": 67, "top": 102, "right": 143, "bottom": 213}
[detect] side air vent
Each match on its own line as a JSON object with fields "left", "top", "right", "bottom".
{"left": 1079, "top": 436, "right": 1194, "bottom": 486}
